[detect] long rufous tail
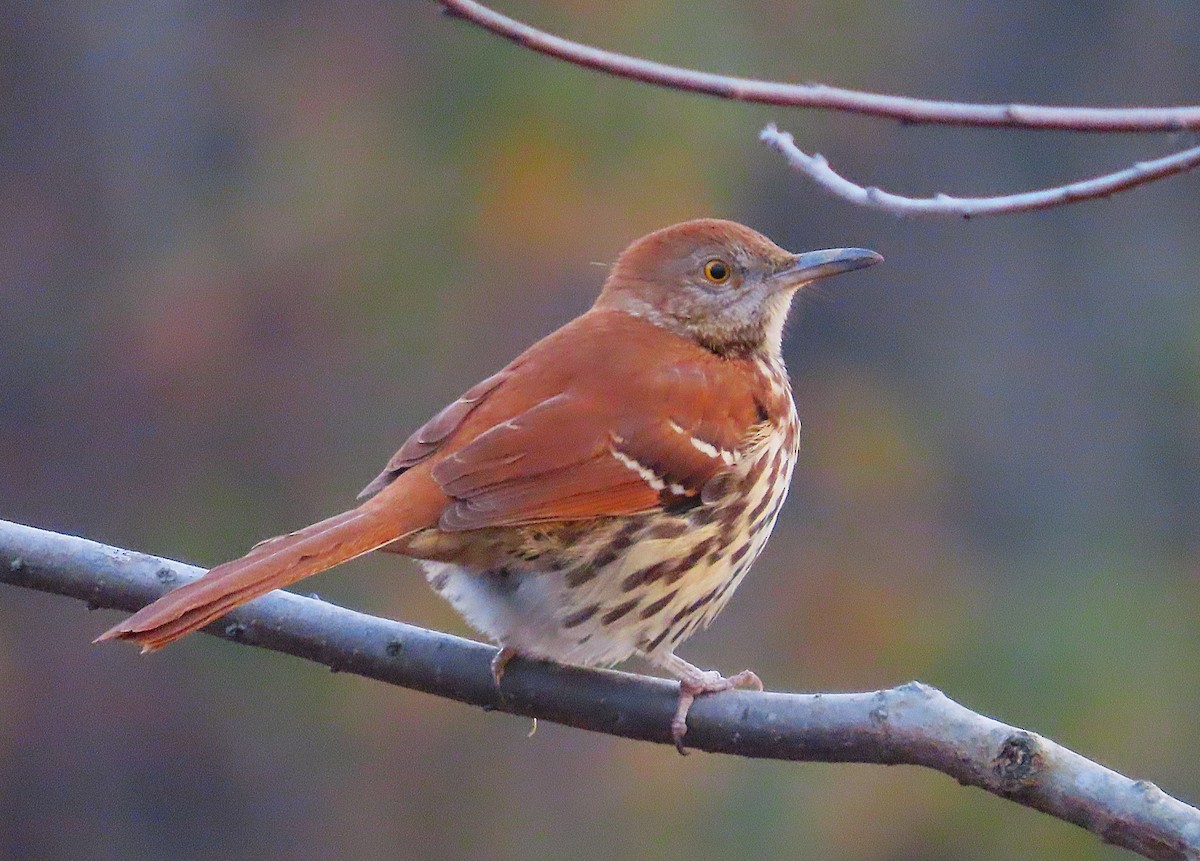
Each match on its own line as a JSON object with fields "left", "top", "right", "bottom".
{"left": 96, "top": 503, "right": 414, "bottom": 652}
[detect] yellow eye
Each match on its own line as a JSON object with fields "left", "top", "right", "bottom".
{"left": 703, "top": 259, "right": 731, "bottom": 284}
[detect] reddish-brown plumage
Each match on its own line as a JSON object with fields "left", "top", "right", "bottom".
{"left": 97, "top": 219, "right": 881, "bottom": 749}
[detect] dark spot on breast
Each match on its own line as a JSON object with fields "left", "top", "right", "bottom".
{"left": 562, "top": 603, "right": 601, "bottom": 628}
{"left": 609, "top": 520, "right": 642, "bottom": 552}
{"left": 646, "top": 519, "right": 689, "bottom": 540}
{"left": 695, "top": 586, "right": 721, "bottom": 610}
{"left": 668, "top": 604, "right": 691, "bottom": 626}
{"left": 677, "top": 539, "right": 715, "bottom": 571}
{"left": 668, "top": 587, "right": 721, "bottom": 626}
{"left": 622, "top": 560, "right": 676, "bottom": 591}
{"left": 429, "top": 571, "right": 450, "bottom": 592}
{"left": 588, "top": 545, "right": 620, "bottom": 570}
{"left": 722, "top": 498, "right": 749, "bottom": 522}
{"left": 658, "top": 539, "right": 718, "bottom": 586}
{"left": 748, "top": 489, "right": 775, "bottom": 524}
{"left": 639, "top": 590, "right": 678, "bottom": 619}
{"left": 754, "top": 398, "right": 769, "bottom": 423}
{"left": 565, "top": 565, "right": 599, "bottom": 588}
{"left": 739, "top": 458, "right": 766, "bottom": 491}
{"left": 784, "top": 418, "right": 799, "bottom": 449}
{"left": 717, "top": 516, "right": 744, "bottom": 549}
{"left": 601, "top": 598, "right": 640, "bottom": 625}
{"left": 729, "top": 541, "right": 753, "bottom": 566}
{"left": 715, "top": 574, "right": 740, "bottom": 602}
{"left": 646, "top": 626, "right": 672, "bottom": 652}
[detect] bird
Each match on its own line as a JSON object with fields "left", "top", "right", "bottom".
{"left": 97, "top": 218, "right": 882, "bottom": 750}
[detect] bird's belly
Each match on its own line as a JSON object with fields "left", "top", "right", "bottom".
{"left": 420, "top": 421, "right": 798, "bottom": 668}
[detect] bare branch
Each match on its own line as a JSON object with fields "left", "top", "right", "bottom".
{"left": 435, "top": 0, "right": 1200, "bottom": 214}
{"left": 3, "top": 517, "right": 1199, "bottom": 860}
{"left": 760, "top": 124, "right": 1200, "bottom": 218}
{"left": 436, "top": 0, "right": 1200, "bottom": 133}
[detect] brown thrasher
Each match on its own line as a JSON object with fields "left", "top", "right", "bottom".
{"left": 98, "top": 219, "right": 881, "bottom": 750}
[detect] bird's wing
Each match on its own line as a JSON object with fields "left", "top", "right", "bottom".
{"left": 426, "top": 315, "right": 766, "bottom": 531}
{"left": 431, "top": 404, "right": 748, "bottom": 531}
{"left": 357, "top": 369, "right": 510, "bottom": 500}
{"left": 357, "top": 309, "right": 768, "bottom": 532}
{"left": 358, "top": 310, "right": 768, "bottom": 531}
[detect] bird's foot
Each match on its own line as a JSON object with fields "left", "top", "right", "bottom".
{"left": 491, "top": 646, "right": 519, "bottom": 686}
{"left": 670, "top": 665, "right": 763, "bottom": 755}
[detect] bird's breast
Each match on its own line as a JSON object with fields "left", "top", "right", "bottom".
{"left": 415, "top": 385, "right": 800, "bottom": 667}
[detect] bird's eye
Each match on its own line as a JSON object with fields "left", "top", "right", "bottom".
{"left": 702, "top": 259, "right": 731, "bottom": 284}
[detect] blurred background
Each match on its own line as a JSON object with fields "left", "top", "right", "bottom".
{"left": 2, "top": 1, "right": 1198, "bottom": 859}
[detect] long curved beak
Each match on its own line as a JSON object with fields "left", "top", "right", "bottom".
{"left": 771, "top": 247, "right": 883, "bottom": 289}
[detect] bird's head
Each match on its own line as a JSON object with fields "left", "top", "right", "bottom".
{"left": 596, "top": 219, "right": 882, "bottom": 357}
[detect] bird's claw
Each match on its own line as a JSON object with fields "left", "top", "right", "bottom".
{"left": 671, "top": 668, "right": 763, "bottom": 754}
{"left": 491, "top": 647, "right": 518, "bottom": 686}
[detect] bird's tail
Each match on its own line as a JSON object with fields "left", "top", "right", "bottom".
{"left": 96, "top": 504, "right": 413, "bottom": 652}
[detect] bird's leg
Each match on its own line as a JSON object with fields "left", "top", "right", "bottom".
{"left": 491, "top": 646, "right": 519, "bottom": 685}
{"left": 652, "top": 651, "right": 763, "bottom": 754}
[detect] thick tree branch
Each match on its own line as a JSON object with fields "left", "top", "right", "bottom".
{"left": 3, "top": 518, "right": 1199, "bottom": 860}
{"left": 436, "top": 0, "right": 1200, "bottom": 133}
{"left": 761, "top": 124, "right": 1200, "bottom": 217}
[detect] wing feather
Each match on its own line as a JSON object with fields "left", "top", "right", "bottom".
{"left": 362, "top": 310, "right": 773, "bottom": 532}
{"left": 358, "top": 370, "right": 510, "bottom": 500}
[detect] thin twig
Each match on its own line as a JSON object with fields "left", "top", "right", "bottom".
{"left": 436, "top": 0, "right": 1200, "bottom": 132}
{"left": 3, "top": 518, "right": 1200, "bottom": 861}
{"left": 761, "top": 124, "right": 1200, "bottom": 217}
